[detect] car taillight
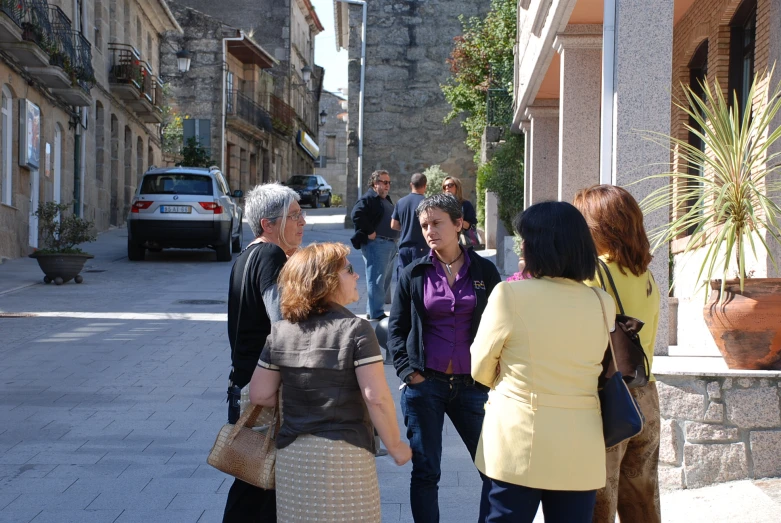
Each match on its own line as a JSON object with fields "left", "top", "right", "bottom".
{"left": 131, "top": 200, "right": 153, "bottom": 213}
{"left": 199, "top": 202, "right": 223, "bottom": 214}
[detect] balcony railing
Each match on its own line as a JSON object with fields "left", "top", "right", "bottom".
{"left": 1, "top": 0, "right": 23, "bottom": 27}
{"left": 109, "top": 43, "right": 145, "bottom": 89}
{"left": 48, "top": 6, "right": 72, "bottom": 66}
{"left": 271, "top": 95, "right": 295, "bottom": 136}
{"left": 18, "top": 0, "right": 53, "bottom": 50}
{"left": 227, "top": 90, "right": 272, "bottom": 134}
{"left": 486, "top": 88, "right": 513, "bottom": 127}
{"left": 73, "top": 31, "right": 94, "bottom": 90}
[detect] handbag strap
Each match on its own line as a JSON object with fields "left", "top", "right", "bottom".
{"left": 226, "top": 402, "right": 281, "bottom": 446}
{"left": 230, "top": 243, "right": 262, "bottom": 381}
{"left": 591, "top": 287, "right": 619, "bottom": 370}
{"left": 597, "top": 259, "right": 625, "bottom": 315}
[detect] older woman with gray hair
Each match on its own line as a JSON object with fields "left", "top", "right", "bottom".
{"left": 223, "top": 182, "right": 305, "bottom": 522}
{"left": 388, "top": 193, "right": 501, "bottom": 523}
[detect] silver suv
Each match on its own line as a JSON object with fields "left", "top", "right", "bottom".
{"left": 127, "top": 166, "right": 243, "bottom": 262}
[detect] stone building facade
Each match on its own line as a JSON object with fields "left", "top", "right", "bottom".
{"left": 169, "top": 0, "right": 324, "bottom": 183}
{"left": 0, "top": 0, "right": 181, "bottom": 260}
{"left": 161, "top": 3, "right": 278, "bottom": 193}
{"left": 315, "top": 90, "right": 348, "bottom": 201}
{"left": 334, "top": 0, "right": 492, "bottom": 213}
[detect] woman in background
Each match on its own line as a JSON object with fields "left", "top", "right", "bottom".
{"left": 574, "top": 184, "right": 662, "bottom": 523}
{"left": 442, "top": 176, "right": 477, "bottom": 230}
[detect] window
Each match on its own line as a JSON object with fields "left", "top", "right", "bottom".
{"left": 140, "top": 174, "right": 214, "bottom": 195}
{"left": 729, "top": 0, "right": 757, "bottom": 117}
{"left": 94, "top": 0, "right": 103, "bottom": 49}
{"left": 226, "top": 72, "right": 234, "bottom": 112}
{"left": 685, "top": 41, "right": 708, "bottom": 236}
{"left": 1, "top": 86, "right": 12, "bottom": 205}
{"left": 326, "top": 135, "right": 336, "bottom": 159}
{"left": 182, "top": 119, "right": 211, "bottom": 152}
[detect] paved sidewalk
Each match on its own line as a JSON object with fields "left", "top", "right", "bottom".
{"left": 0, "top": 208, "right": 779, "bottom": 522}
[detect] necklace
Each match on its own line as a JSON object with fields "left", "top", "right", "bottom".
{"left": 435, "top": 249, "right": 464, "bottom": 277}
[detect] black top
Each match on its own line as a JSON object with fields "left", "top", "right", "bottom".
{"left": 462, "top": 200, "right": 477, "bottom": 227}
{"left": 375, "top": 197, "right": 399, "bottom": 240}
{"left": 388, "top": 250, "right": 501, "bottom": 383}
{"left": 350, "top": 188, "right": 394, "bottom": 249}
{"left": 227, "top": 242, "right": 287, "bottom": 388}
{"left": 392, "top": 192, "right": 427, "bottom": 249}
{"left": 258, "top": 304, "right": 384, "bottom": 453}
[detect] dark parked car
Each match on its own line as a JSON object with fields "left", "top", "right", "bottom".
{"left": 284, "top": 175, "right": 332, "bottom": 208}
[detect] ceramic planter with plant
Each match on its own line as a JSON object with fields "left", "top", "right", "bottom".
{"left": 641, "top": 71, "right": 781, "bottom": 369}
{"left": 30, "top": 201, "right": 97, "bottom": 285}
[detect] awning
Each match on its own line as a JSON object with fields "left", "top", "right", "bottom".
{"left": 296, "top": 130, "right": 320, "bottom": 160}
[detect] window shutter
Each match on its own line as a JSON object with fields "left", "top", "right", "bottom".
{"left": 197, "top": 119, "right": 210, "bottom": 149}
{"left": 183, "top": 119, "right": 195, "bottom": 145}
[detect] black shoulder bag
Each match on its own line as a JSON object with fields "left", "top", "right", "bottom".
{"left": 597, "top": 260, "right": 650, "bottom": 389}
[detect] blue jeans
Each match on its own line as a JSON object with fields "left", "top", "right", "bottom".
{"left": 483, "top": 478, "right": 597, "bottom": 523}
{"left": 396, "top": 245, "right": 428, "bottom": 282}
{"left": 361, "top": 237, "right": 397, "bottom": 318}
{"left": 400, "top": 371, "right": 491, "bottom": 523}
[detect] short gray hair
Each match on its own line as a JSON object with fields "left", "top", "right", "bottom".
{"left": 416, "top": 193, "right": 463, "bottom": 224}
{"left": 244, "top": 183, "right": 300, "bottom": 237}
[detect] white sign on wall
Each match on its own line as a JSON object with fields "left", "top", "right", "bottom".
{"left": 19, "top": 99, "right": 41, "bottom": 170}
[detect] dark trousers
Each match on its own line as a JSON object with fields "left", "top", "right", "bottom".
{"left": 222, "top": 478, "right": 276, "bottom": 523}
{"left": 483, "top": 478, "right": 597, "bottom": 523}
{"left": 400, "top": 370, "right": 490, "bottom": 523}
{"left": 396, "top": 245, "right": 428, "bottom": 281}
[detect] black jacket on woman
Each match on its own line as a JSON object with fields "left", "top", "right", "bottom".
{"left": 388, "top": 249, "right": 501, "bottom": 383}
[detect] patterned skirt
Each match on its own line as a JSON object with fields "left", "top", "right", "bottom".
{"left": 276, "top": 434, "right": 381, "bottom": 522}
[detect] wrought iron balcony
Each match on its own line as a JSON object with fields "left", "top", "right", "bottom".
{"left": 271, "top": 95, "right": 295, "bottom": 136}
{"left": 226, "top": 90, "right": 272, "bottom": 138}
{"left": 0, "top": 0, "right": 52, "bottom": 67}
{"left": 486, "top": 88, "right": 513, "bottom": 127}
{"left": 108, "top": 42, "right": 162, "bottom": 122}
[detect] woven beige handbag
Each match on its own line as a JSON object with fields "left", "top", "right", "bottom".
{"left": 207, "top": 403, "right": 279, "bottom": 489}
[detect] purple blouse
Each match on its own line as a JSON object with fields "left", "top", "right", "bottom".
{"left": 421, "top": 247, "right": 476, "bottom": 374}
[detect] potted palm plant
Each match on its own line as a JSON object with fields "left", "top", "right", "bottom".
{"left": 30, "top": 201, "right": 97, "bottom": 285}
{"left": 641, "top": 71, "right": 781, "bottom": 369}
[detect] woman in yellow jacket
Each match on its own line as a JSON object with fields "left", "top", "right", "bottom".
{"left": 574, "top": 184, "right": 661, "bottom": 523}
{"left": 471, "top": 201, "right": 615, "bottom": 523}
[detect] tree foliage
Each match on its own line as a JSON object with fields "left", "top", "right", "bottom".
{"left": 177, "top": 137, "right": 212, "bottom": 168}
{"left": 476, "top": 133, "right": 524, "bottom": 232}
{"left": 423, "top": 165, "right": 450, "bottom": 197}
{"left": 441, "top": 0, "right": 517, "bottom": 155}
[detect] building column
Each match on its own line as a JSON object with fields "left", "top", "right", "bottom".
{"left": 554, "top": 31, "right": 602, "bottom": 203}
{"left": 520, "top": 120, "right": 531, "bottom": 209}
{"left": 526, "top": 102, "right": 559, "bottom": 205}
{"left": 612, "top": 0, "right": 674, "bottom": 356}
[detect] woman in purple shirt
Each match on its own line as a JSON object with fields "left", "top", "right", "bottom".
{"left": 388, "top": 193, "right": 501, "bottom": 523}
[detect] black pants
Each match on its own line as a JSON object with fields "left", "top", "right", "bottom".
{"left": 222, "top": 478, "right": 276, "bottom": 522}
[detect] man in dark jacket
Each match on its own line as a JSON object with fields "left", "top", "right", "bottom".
{"left": 351, "top": 170, "right": 398, "bottom": 320}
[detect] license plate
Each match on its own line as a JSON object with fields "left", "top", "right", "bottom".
{"left": 160, "top": 206, "right": 191, "bottom": 213}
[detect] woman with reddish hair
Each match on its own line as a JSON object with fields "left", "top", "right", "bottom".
{"left": 573, "top": 184, "right": 662, "bottom": 523}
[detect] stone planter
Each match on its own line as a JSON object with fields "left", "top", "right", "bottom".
{"left": 656, "top": 371, "right": 781, "bottom": 489}
{"left": 704, "top": 279, "right": 781, "bottom": 370}
{"left": 669, "top": 297, "right": 679, "bottom": 346}
{"left": 29, "top": 252, "right": 94, "bottom": 285}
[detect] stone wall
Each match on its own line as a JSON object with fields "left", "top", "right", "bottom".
{"left": 657, "top": 372, "right": 781, "bottom": 489}
{"left": 344, "top": 0, "right": 492, "bottom": 214}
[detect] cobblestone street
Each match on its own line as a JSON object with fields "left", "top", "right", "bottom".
{"left": 1, "top": 209, "right": 780, "bottom": 522}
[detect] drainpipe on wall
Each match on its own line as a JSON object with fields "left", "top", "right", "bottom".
{"left": 73, "top": 109, "right": 81, "bottom": 216}
{"left": 337, "top": 0, "right": 367, "bottom": 193}
{"left": 600, "top": 0, "right": 617, "bottom": 185}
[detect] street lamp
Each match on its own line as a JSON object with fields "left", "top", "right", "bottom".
{"left": 176, "top": 49, "right": 192, "bottom": 73}
{"left": 319, "top": 109, "right": 327, "bottom": 126}
{"left": 301, "top": 65, "right": 312, "bottom": 83}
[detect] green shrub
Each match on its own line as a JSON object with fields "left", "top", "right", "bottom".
{"left": 478, "top": 133, "right": 524, "bottom": 233}
{"left": 423, "top": 165, "right": 449, "bottom": 197}
{"left": 331, "top": 194, "right": 344, "bottom": 207}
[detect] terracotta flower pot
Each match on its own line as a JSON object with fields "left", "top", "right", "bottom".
{"left": 703, "top": 278, "right": 781, "bottom": 369}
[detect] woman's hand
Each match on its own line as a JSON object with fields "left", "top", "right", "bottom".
{"left": 387, "top": 441, "right": 412, "bottom": 466}
{"left": 406, "top": 371, "right": 425, "bottom": 385}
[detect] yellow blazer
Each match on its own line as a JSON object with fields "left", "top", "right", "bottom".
{"left": 470, "top": 278, "right": 615, "bottom": 491}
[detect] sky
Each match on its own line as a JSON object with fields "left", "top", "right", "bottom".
{"left": 312, "top": 0, "right": 349, "bottom": 95}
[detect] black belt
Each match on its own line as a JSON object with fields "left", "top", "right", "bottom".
{"left": 424, "top": 368, "right": 477, "bottom": 386}
{"left": 376, "top": 235, "right": 398, "bottom": 242}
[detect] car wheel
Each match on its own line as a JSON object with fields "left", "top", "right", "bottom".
{"left": 324, "top": 193, "right": 332, "bottom": 208}
{"left": 312, "top": 192, "right": 320, "bottom": 209}
{"left": 232, "top": 221, "right": 243, "bottom": 253}
{"left": 128, "top": 238, "right": 145, "bottom": 261}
